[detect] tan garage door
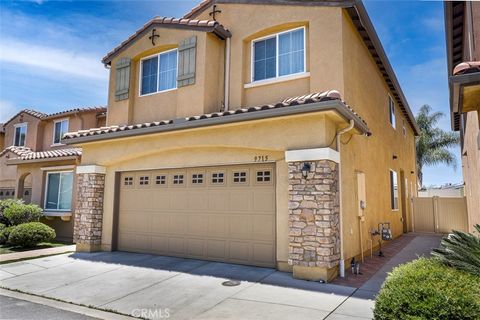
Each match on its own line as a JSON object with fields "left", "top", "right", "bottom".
{"left": 117, "top": 164, "right": 276, "bottom": 267}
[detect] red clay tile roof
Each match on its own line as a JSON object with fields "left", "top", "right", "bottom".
{"left": 64, "top": 90, "right": 369, "bottom": 141}
{"left": 102, "top": 16, "right": 231, "bottom": 65}
{"left": 2, "top": 107, "right": 107, "bottom": 128}
{"left": 453, "top": 61, "right": 480, "bottom": 75}
{"left": 0, "top": 146, "right": 82, "bottom": 161}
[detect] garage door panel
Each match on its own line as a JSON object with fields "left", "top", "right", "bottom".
{"left": 169, "top": 215, "right": 187, "bottom": 234}
{"left": 207, "top": 240, "right": 227, "bottom": 259}
{"left": 187, "top": 215, "right": 208, "bottom": 235}
{"left": 229, "top": 241, "right": 250, "bottom": 262}
{"left": 229, "top": 192, "right": 251, "bottom": 211}
{"left": 168, "top": 237, "right": 186, "bottom": 255}
{"left": 118, "top": 164, "right": 275, "bottom": 267}
{"left": 187, "top": 238, "right": 206, "bottom": 257}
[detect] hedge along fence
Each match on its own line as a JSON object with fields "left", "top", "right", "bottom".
{"left": 374, "top": 258, "right": 480, "bottom": 320}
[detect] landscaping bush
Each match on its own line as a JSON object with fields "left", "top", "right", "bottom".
{"left": 0, "top": 199, "right": 24, "bottom": 225}
{"left": 432, "top": 224, "right": 480, "bottom": 276}
{"left": 3, "top": 202, "right": 42, "bottom": 226}
{"left": 374, "top": 258, "right": 480, "bottom": 320}
{"left": 0, "top": 223, "right": 7, "bottom": 245}
{"left": 7, "top": 222, "right": 56, "bottom": 248}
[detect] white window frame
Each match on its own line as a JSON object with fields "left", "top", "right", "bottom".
{"left": 13, "top": 123, "right": 28, "bottom": 147}
{"left": 250, "top": 26, "right": 307, "bottom": 84}
{"left": 388, "top": 95, "right": 396, "bottom": 129}
{"left": 389, "top": 169, "right": 399, "bottom": 211}
{"left": 44, "top": 170, "right": 74, "bottom": 212}
{"left": 139, "top": 48, "right": 179, "bottom": 97}
{"left": 52, "top": 118, "right": 69, "bottom": 146}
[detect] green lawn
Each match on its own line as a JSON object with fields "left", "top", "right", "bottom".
{"left": 0, "top": 241, "right": 71, "bottom": 255}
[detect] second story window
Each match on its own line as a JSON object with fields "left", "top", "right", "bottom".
{"left": 252, "top": 27, "right": 305, "bottom": 82}
{"left": 53, "top": 119, "right": 69, "bottom": 145}
{"left": 388, "top": 96, "right": 396, "bottom": 129}
{"left": 13, "top": 123, "right": 27, "bottom": 147}
{"left": 140, "top": 49, "right": 178, "bottom": 96}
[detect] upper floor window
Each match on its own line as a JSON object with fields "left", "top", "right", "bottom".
{"left": 13, "top": 123, "right": 27, "bottom": 147}
{"left": 140, "top": 49, "right": 178, "bottom": 96}
{"left": 53, "top": 119, "right": 69, "bottom": 145}
{"left": 388, "top": 96, "right": 396, "bottom": 129}
{"left": 252, "top": 27, "right": 305, "bottom": 82}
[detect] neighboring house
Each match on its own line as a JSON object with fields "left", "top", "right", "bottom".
{"left": 63, "top": 0, "right": 419, "bottom": 282}
{"left": 445, "top": 1, "right": 480, "bottom": 233}
{"left": 418, "top": 183, "right": 465, "bottom": 198}
{"left": 0, "top": 107, "right": 107, "bottom": 241}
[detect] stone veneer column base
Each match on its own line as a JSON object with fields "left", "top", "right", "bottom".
{"left": 286, "top": 148, "right": 341, "bottom": 283}
{"left": 73, "top": 165, "right": 106, "bottom": 253}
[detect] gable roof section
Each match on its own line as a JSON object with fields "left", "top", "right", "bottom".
{"left": 2, "top": 107, "right": 107, "bottom": 130}
{"left": 0, "top": 146, "right": 82, "bottom": 162}
{"left": 102, "top": 17, "right": 231, "bottom": 65}
{"left": 183, "top": 0, "right": 419, "bottom": 136}
{"left": 63, "top": 90, "right": 370, "bottom": 144}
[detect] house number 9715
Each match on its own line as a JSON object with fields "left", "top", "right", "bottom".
{"left": 254, "top": 155, "right": 269, "bottom": 162}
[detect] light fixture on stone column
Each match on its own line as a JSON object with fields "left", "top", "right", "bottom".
{"left": 301, "top": 162, "right": 311, "bottom": 179}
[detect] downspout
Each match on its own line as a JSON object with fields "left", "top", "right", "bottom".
{"left": 336, "top": 119, "right": 355, "bottom": 278}
{"left": 224, "top": 37, "right": 231, "bottom": 111}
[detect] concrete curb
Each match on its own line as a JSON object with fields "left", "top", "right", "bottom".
{"left": 0, "top": 288, "right": 138, "bottom": 320}
{"left": 0, "top": 245, "right": 77, "bottom": 263}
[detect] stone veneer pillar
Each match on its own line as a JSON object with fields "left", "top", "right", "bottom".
{"left": 286, "top": 148, "right": 341, "bottom": 282}
{"left": 73, "top": 165, "right": 106, "bottom": 252}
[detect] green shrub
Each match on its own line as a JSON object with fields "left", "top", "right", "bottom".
{"left": 0, "top": 223, "right": 7, "bottom": 244}
{"left": 7, "top": 222, "right": 56, "bottom": 248}
{"left": 374, "top": 258, "right": 480, "bottom": 320}
{"left": 432, "top": 224, "right": 480, "bottom": 276}
{"left": 0, "top": 199, "right": 24, "bottom": 226}
{"left": 3, "top": 202, "right": 42, "bottom": 226}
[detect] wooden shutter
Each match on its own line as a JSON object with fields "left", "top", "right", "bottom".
{"left": 177, "top": 36, "right": 196, "bottom": 87}
{"left": 115, "top": 57, "right": 131, "bottom": 101}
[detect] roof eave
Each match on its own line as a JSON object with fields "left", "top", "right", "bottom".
{"left": 6, "top": 155, "right": 80, "bottom": 165}
{"left": 64, "top": 100, "right": 370, "bottom": 145}
{"left": 102, "top": 22, "right": 231, "bottom": 66}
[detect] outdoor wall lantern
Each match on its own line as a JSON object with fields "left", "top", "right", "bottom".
{"left": 301, "top": 162, "right": 311, "bottom": 179}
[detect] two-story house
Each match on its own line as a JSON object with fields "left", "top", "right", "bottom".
{"left": 0, "top": 107, "right": 106, "bottom": 241}
{"left": 64, "top": 0, "right": 419, "bottom": 282}
{"left": 445, "top": 1, "right": 480, "bottom": 232}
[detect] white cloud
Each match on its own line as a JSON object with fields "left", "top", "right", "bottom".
{"left": 0, "top": 38, "right": 108, "bottom": 80}
{"left": 422, "top": 15, "right": 444, "bottom": 32}
{"left": 0, "top": 100, "right": 21, "bottom": 123}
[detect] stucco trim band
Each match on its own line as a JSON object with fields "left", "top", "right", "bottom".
{"left": 76, "top": 165, "right": 107, "bottom": 174}
{"left": 41, "top": 165, "right": 75, "bottom": 171}
{"left": 285, "top": 148, "right": 340, "bottom": 163}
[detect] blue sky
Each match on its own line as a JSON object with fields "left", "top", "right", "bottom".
{"left": 0, "top": 0, "right": 461, "bottom": 186}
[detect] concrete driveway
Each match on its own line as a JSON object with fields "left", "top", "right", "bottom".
{"left": 0, "top": 252, "right": 364, "bottom": 320}
{"left": 0, "top": 234, "right": 441, "bottom": 320}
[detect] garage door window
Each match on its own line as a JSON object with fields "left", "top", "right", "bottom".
{"left": 173, "top": 174, "right": 184, "bottom": 185}
{"left": 155, "top": 175, "right": 166, "bottom": 185}
{"left": 256, "top": 170, "right": 271, "bottom": 182}
{"left": 124, "top": 176, "right": 133, "bottom": 186}
{"left": 192, "top": 173, "right": 204, "bottom": 184}
{"left": 233, "top": 171, "right": 247, "bottom": 183}
{"left": 211, "top": 172, "right": 225, "bottom": 184}
{"left": 45, "top": 171, "right": 73, "bottom": 211}
{"left": 139, "top": 176, "right": 149, "bottom": 185}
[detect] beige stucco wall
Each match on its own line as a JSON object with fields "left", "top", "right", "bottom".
{"left": 106, "top": 30, "right": 225, "bottom": 126}
{"left": 78, "top": 113, "right": 340, "bottom": 263}
{"left": 340, "top": 11, "right": 418, "bottom": 260}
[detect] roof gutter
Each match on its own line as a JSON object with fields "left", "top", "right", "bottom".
{"left": 64, "top": 100, "right": 371, "bottom": 145}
